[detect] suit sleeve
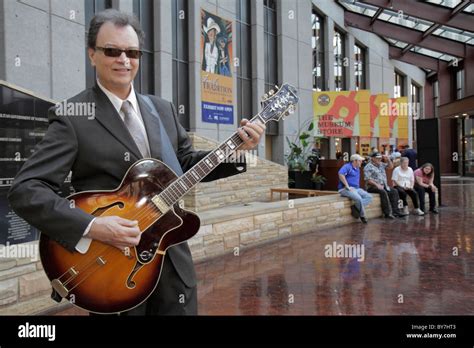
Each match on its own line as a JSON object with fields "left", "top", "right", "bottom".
{"left": 7, "top": 107, "right": 94, "bottom": 251}
{"left": 169, "top": 102, "right": 246, "bottom": 182}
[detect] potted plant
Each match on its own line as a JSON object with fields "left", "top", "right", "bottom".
{"left": 311, "top": 173, "right": 327, "bottom": 190}
{"left": 285, "top": 119, "right": 315, "bottom": 189}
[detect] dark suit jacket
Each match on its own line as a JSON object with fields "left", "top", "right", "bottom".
{"left": 8, "top": 84, "right": 245, "bottom": 288}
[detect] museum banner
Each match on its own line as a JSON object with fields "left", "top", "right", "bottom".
{"left": 200, "top": 9, "right": 234, "bottom": 124}
{"left": 313, "top": 90, "right": 370, "bottom": 137}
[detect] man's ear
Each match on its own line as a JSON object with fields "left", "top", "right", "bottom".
{"left": 88, "top": 47, "right": 96, "bottom": 67}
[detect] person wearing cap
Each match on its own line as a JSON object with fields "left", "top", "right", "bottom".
{"left": 390, "top": 149, "right": 402, "bottom": 167}
{"left": 363, "top": 152, "right": 406, "bottom": 219}
{"left": 202, "top": 17, "right": 220, "bottom": 73}
{"left": 338, "top": 154, "right": 373, "bottom": 223}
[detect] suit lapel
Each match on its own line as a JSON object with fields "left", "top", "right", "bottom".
{"left": 92, "top": 84, "right": 142, "bottom": 160}
{"left": 136, "top": 94, "right": 164, "bottom": 160}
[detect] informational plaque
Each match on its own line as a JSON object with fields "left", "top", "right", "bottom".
{"left": 0, "top": 81, "right": 71, "bottom": 244}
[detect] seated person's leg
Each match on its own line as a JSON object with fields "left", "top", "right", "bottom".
{"left": 415, "top": 185, "right": 426, "bottom": 212}
{"left": 340, "top": 189, "right": 364, "bottom": 216}
{"left": 426, "top": 187, "right": 438, "bottom": 213}
{"left": 406, "top": 188, "right": 420, "bottom": 209}
{"left": 367, "top": 186, "right": 389, "bottom": 215}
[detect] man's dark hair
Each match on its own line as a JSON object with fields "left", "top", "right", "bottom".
{"left": 87, "top": 9, "right": 145, "bottom": 49}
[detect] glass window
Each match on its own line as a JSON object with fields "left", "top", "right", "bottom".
{"left": 411, "top": 83, "right": 421, "bottom": 118}
{"left": 133, "top": 0, "right": 154, "bottom": 95}
{"left": 312, "top": 10, "right": 325, "bottom": 91}
{"left": 236, "top": 0, "right": 252, "bottom": 123}
{"left": 265, "top": 0, "right": 278, "bottom": 136}
{"left": 456, "top": 69, "right": 465, "bottom": 100}
{"left": 85, "top": 0, "right": 113, "bottom": 89}
{"left": 394, "top": 71, "right": 405, "bottom": 97}
{"left": 172, "top": 0, "right": 189, "bottom": 130}
{"left": 433, "top": 80, "right": 439, "bottom": 118}
{"left": 354, "top": 43, "right": 365, "bottom": 90}
{"left": 334, "top": 29, "right": 346, "bottom": 91}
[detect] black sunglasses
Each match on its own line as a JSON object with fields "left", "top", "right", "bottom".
{"left": 95, "top": 47, "right": 143, "bottom": 59}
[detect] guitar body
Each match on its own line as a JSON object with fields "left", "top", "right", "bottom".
{"left": 39, "top": 159, "right": 200, "bottom": 314}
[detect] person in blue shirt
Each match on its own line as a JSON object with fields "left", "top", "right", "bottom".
{"left": 338, "top": 154, "right": 373, "bottom": 223}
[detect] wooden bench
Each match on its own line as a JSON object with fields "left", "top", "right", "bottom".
{"left": 270, "top": 188, "right": 338, "bottom": 201}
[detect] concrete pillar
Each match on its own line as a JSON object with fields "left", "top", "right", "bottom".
{"left": 154, "top": 0, "right": 173, "bottom": 101}
{"left": 251, "top": 0, "right": 266, "bottom": 158}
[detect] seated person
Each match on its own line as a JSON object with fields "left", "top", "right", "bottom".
{"left": 338, "top": 154, "right": 373, "bottom": 223}
{"left": 414, "top": 163, "right": 439, "bottom": 214}
{"left": 390, "top": 151, "right": 402, "bottom": 167}
{"left": 391, "top": 157, "right": 424, "bottom": 216}
{"left": 363, "top": 152, "right": 406, "bottom": 219}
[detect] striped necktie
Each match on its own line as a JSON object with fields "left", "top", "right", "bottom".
{"left": 121, "top": 100, "right": 150, "bottom": 158}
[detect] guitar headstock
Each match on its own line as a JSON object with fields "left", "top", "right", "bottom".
{"left": 259, "top": 84, "right": 299, "bottom": 124}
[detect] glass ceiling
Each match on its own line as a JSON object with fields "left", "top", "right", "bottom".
{"left": 425, "top": 0, "right": 462, "bottom": 8}
{"left": 338, "top": 0, "right": 474, "bottom": 63}
{"left": 385, "top": 38, "right": 458, "bottom": 61}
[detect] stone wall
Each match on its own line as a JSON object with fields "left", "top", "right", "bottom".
{"left": 0, "top": 242, "right": 53, "bottom": 315}
{"left": 188, "top": 194, "right": 382, "bottom": 261}
{"left": 183, "top": 133, "right": 289, "bottom": 212}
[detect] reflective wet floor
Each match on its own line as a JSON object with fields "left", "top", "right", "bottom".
{"left": 196, "top": 177, "right": 474, "bottom": 315}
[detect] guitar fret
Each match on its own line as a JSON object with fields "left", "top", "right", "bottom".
{"left": 226, "top": 139, "right": 237, "bottom": 150}
{"left": 215, "top": 149, "right": 225, "bottom": 161}
{"left": 174, "top": 182, "right": 185, "bottom": 196}
{"left": 184, "top": 173, "right": 195, "bottom": 186}
{"left": 160, "top": 191, "right": 170, "bottom": 205}
{"left": 204, "top": 158, "right": 214, "bottom": 169}
{"left": 190, "top": 169, "right": 200, "bottom": 181}
{"left": 197, "top": 163, "right": 207, "bottom": 178}
{"left": 178, "top": 180, "right": 188, "bottom": 191}
{"left": 168, "top": 185, "right": 180, "bottom": 201}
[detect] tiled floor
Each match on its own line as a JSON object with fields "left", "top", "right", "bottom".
{"left": 55, "top": 178, "right": 474, "bottom": 315}
{"left": 195, "top": 178, "right": 474, "bottom": 315}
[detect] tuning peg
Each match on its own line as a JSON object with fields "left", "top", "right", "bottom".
{"left": 262, "top": 93, "right": 268, "bottom": 100}
{"left": 275, "top": 85, "right": 279, "bottom": 90}
{"left": 269, "top": 90, "right": 274, "bottom": 96}
{"left": 288, "top": 105, "right": 295, "bottom": 114}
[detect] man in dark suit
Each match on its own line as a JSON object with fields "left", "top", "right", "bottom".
{"left": 7, "top": 9, "right": 265, "bottom": 315}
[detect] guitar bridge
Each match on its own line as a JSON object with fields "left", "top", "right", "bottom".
{"left": 151, "top": 195, "right": 170, "bottom": 214}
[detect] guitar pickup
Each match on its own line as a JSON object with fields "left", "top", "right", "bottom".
{"left": 151, "top": 196, "right": 170, "bottom": 214}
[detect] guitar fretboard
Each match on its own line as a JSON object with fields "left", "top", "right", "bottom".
{"left": 155, "top": 114, "right": 263, "bottom": 207}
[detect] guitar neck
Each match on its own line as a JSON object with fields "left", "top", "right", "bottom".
{"left": 156, "top": 114, "right": 264, "bottom": 208}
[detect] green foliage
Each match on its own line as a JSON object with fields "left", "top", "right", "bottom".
{"left": 311, "top": 173, "right": 327, "bottom": 184}
{"left": 285, "top": 119, "right": 316, "bottom": 172}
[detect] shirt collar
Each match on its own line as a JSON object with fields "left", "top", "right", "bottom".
{"left": 96, "top": 79, "right": 139, "bottom": 116}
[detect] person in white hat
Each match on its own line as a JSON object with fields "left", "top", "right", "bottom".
{"left": 202, "top": 17, "right": 221, "bottom": 73}
{"left": 338, "top": 154, "right": 373, "bottom": 223}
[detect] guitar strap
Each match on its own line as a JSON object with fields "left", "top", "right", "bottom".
{"left": 142, "top": 95, "right": 184, "bottom": 176}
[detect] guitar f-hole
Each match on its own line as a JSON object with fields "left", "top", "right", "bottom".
{"left": 91, "top": 201, "right": 125, "bottom": 216}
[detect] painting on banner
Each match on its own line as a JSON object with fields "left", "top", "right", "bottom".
{"left": 313, "top": 90, "right": 370, "bottom": 137}
{"left": 201, "top": 9, "right": 234, "bottom": 124}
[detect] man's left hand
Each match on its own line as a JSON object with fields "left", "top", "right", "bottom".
{"left": 237, "top": 118, "right": 266, "bottom": 151}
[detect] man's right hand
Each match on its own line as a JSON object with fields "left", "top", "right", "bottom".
{"left": 88, "top": 216, "right": 141, "bottom": 250}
